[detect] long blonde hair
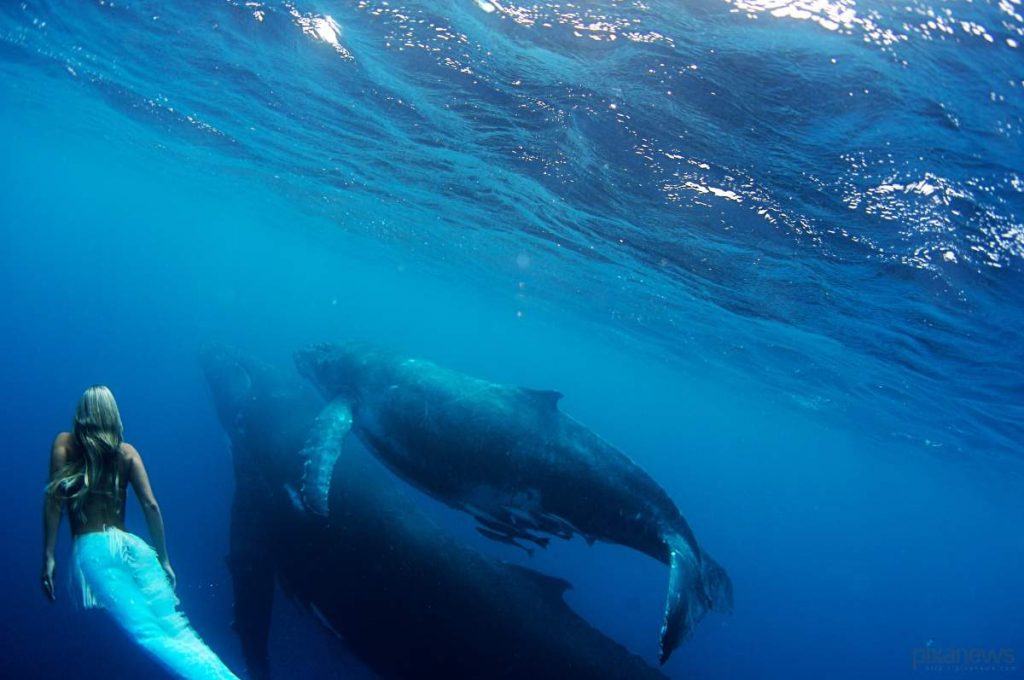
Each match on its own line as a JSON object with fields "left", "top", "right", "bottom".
{"left": 46, "top": 385, "right": 125, "bottom": 523}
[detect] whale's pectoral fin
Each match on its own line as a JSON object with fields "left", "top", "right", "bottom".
{"left": 228, "top": 482, "right": 275, "bottom": 680}
{"left": 298, "top": 398, "right": 353, "bottom": 516}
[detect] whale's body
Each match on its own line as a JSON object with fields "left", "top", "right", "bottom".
{"left": 201, "top": 345, "right": 667, "bottom": 680}
{"left": 295, "top": 342, "right": 732, "bottom": 663}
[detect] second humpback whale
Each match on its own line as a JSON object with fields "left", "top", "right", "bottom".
{"left": 201, "top": 344, "right": 667, "bottom": 679}
{"left": 294, "top": 341, "right": 733, "bottom": 664}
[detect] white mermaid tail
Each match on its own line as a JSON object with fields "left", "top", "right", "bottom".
{"left": 71, "top": 527, "right": 238, "bottom": 680}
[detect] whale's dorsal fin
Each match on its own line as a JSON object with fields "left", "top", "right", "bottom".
{"left": 505, "top": 564, "right": 573, "bottom": 600}
{"left": 521, "top": 388, "right": 563, "bottom": 409}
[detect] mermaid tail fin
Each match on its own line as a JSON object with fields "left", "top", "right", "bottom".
{"left": 73, "top": 529, "right": 239, "bottom": 680}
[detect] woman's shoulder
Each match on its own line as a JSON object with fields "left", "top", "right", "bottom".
{"left": 53, "top": 432, "right": 74, "bottom": 448}
{"left": 119, "top": 442, "right": 141, "bottom": 461}
{"left": 51, "top": 432, "right": 74, "bottom": 462}
{"left": 117, "top": 443, "right": 141, "bottom": 482}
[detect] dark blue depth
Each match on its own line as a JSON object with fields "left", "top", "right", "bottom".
{"left": 1, "top": 1, "right": 1021, "bottom": 679}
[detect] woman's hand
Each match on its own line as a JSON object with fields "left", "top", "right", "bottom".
{"left": 41, "top": 556, "right": 56, "bottom": 602}
{"left": 160, "top": 559, "right": 177, "bottom": 591}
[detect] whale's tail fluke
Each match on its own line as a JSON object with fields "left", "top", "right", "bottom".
{"left": 700, "top": 550, "right": 734, "bottom": 614}
{"left": 658, "top": 536, "right": 733, "bottom": 664}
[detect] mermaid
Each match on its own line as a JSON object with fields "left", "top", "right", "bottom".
{"left": 42, "top": 385, "right": 238, "bottom": 680}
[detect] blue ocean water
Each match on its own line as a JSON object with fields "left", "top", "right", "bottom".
{"left": 1, "top": 0, "right": 1021, "bottom": 678}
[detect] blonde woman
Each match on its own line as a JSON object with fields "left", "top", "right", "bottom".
{"left": 42, "top": 385, "right": 238, "bottom": 680}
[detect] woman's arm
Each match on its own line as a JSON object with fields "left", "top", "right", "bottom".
{"left": 126, "top": 444, "right": 176, "bottom": 588}
{"left": 41, "top": 435, "right": 68, "bottom": 601}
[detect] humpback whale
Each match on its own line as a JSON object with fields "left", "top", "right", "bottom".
{"left": 294, "top": 342, "right": 733, "bottom": 664}
{"left": 201, "top": 345, "right": 667, "bottom": 679}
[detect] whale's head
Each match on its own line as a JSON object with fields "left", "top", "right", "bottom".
{"left": 200, "top": 343, "right": 258, "bottom": 434}
{"left": 201, "top": 343, "right": 323, "bottom": 477}
{"left": 294, "top": 342, "right": 367, "bottom": 400}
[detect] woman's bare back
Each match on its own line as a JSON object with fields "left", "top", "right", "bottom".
{"left": 53, "top": 432, "right": 132, "bottom": 536}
